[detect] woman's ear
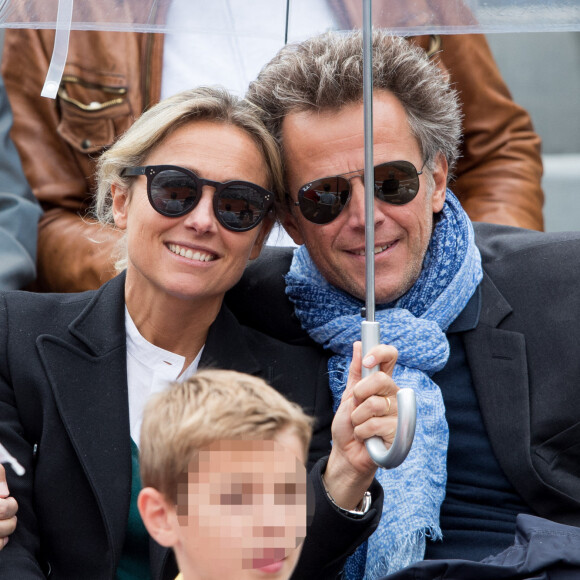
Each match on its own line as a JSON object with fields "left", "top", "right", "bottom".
{"left": 249, "top": 216, "right": 274, "bottom": 260}
{"left": 282, "top": 210, "right": 306, "bottom": 246}
{"left": 137, "top": 487, "right": 178, "bottom": 548}
{"left": 111, "top": 183, "right": 130, "bottom": 230}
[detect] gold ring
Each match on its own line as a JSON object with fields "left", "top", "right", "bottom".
{"left": 385, "top": 396, "right": 392, "bottom": 414}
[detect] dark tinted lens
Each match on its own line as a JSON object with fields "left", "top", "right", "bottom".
{"left": 298, "top": 177, "right": 350, "bottom": 224}
{"left": 217, "top": 184, "right": 269, "bottom": 231}
{"left": 374, "top": 161, "right": 420, "bottom": 205}
{"left": 150, "top": 170, "right": 198, "bottom": 216}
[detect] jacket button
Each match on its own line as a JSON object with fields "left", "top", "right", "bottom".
{"left": 81, "top": 139, "right": 92, "bottom": 149}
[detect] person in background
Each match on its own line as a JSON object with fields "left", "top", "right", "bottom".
{"left": 1, "top": 1, "right": 543, "bottom": 293}
{"left": 0, "top": 70, "right": 41, "bottom": 548}
{"left": 0, "top": 72, "right": 42, "bottom": 291}
{"left": 138, "top": 369, "right": 313, "bottom": 580}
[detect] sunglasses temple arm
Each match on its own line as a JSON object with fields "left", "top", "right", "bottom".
{"left": 362, "top": 322, "right": 417, "bottom": 469}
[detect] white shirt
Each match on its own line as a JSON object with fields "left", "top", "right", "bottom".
{"left": 160, "top": 0, "right": 338, "bottom": 99}
{"left": 125, "top": 307, "right": 204, "bottom": 445}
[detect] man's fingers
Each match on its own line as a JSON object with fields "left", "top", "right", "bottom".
{"left": 0, "top": 496, "right": 17, "bottom": 520}
{"left": 342, "top": 341, "right": 363, "bottom": 402}
{"left": 0, "top": 511, "right": 17, "bottom": 535}
{"left": 0, "top": 465, "right": 8, "bottom": 498}
{"left": 0, "top": 496, "right": 17, "bottom": 550}
{"left": 352, "top": 371, "right": 399, "bottom": 405}
{"left": 351, "top": 394, "right": 398, "bottom": 427}
{"left": 0, "top": 521, "right": 17, "bottom": 550}
{"left": 353, "top": 416, "right": 398, "bottom": 445}
{"left": 361, "top": 344, "right": 398, "bottom": 377}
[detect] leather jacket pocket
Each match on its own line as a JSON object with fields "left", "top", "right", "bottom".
{"left": 534, "top": 421, "right": 580, "bottom": 499}
{"left": 56, "top": 71, "right": 133, "bottom": 154}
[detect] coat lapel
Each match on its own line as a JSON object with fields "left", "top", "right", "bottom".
{"left": 463, "top": 272, "right": 544, "bottom": 507}
{"left": 199, "top": 304, "right": 263, "bottom": 377}
{"left": 36, "top": 274, "right": 132, "bottom": 561}
{"left": 35, "top": 291, "right": 271, "bottom": 579}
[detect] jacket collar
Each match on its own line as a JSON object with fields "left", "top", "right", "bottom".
{"left": 67, "top": 271, "right": 127, "bottom": 355}
{"left": 475, "top": 271, "right": 513, "bottom": 328}
{"left": 36, "top": 273, "right": 132, "bottom": 569}
{"left": 447, "top": 284, "right": 482, "bottom": 333}
{"left": 200, "top": 303, "right": 263, "bottom": 377}
{"left": 462, "top": 271, "right": 543, "bottom": 509}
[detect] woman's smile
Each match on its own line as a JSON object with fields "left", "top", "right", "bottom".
{"left": 167, "top": 242, "right": 217, "bottom": 263}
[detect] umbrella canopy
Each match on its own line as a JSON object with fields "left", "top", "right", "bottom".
{"left": 3, "top": 0, "right": 580, "bottom": 96}
{"left": 1, "top": 0, "right": 580, "bottom": 34}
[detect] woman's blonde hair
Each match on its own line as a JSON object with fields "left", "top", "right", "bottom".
{"left": 139, "top": 369, "right": 313, "bottom": 504}
{"left": 94, "top": 87, "right": 284, "bottom": 270}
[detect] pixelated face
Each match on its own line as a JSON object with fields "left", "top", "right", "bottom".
{"left": 174, "top": 430, "right": 307, "bottom": 579}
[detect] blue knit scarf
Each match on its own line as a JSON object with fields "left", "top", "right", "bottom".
{"left": 285, "top": 191, "right": 483, "bottom": 579}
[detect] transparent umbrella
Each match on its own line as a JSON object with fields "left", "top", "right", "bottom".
{"left": 1, "top": 0, "right": 579, "bottom": 96}
{"left": 1, "top": 0, "right": 578, "bottom": 469}
{"left": 2, "top": 0, "right": 579, "bottom": 33}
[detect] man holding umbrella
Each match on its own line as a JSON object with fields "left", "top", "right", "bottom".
{"left": 228, "top": 29, "right": 580, "bottom": 578}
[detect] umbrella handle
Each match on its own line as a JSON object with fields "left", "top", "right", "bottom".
{"left": 361, "top": 321, "right": 416, "bottom": 469}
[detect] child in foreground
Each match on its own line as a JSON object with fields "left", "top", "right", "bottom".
{"left": 137, "top": 369, "right": 313, "bottom": 580}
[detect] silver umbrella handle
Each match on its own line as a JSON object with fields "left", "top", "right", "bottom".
{"left": 361, "top": 321, "right": 416, "bottom": 469}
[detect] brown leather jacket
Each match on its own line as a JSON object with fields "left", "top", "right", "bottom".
{"left": 2, "top": 28, "right": 544, "bottom": 292}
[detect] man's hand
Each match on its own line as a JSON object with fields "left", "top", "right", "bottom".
{"left": 324, "top": 341, "right": 399, "bottom": 510}
{"left": 0, "top": 464, "right": 18, "bottom": 549}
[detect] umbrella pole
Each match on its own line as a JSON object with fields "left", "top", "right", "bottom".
{"left": 361, "top": 0, "right": 416, "bottom": 468}
{"left": 362, "top": 0, "right": 376, "bottom": 317}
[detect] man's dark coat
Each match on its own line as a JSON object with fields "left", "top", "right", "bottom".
{"left": 227, "top": 223, "right": 580, "bottom": 527}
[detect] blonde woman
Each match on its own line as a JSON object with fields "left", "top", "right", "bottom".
{"left": 0, "top": 87, "right": 398, "bottom": 579}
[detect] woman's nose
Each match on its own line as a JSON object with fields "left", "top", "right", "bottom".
{"left": 182, "top": 187, "right": 218, "bottom": 233}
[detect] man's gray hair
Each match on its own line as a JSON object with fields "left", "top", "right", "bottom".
{"left": 247, "top": 30, "right": 462, "bottom": 177}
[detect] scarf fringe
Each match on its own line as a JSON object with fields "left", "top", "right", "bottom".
{"left": 364, "top": 526, "right": 442, "bottom": 580}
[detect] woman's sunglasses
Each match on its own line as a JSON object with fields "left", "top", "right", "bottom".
{"left": 121, "top": 165, "right": 274, "bottom": 232}
{"left": 293, "top": 160, "right": 424, "bottom": 225}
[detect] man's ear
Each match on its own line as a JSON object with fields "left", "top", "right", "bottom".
{"left": 282, "top": 210, "right": 306, "bottom": 246}
{"left": 111, "top": 183, "right": 130, "bottom": 230}
{"left": 137, "top": 487, "right": 178, "bottom": 548}
{"left": 430, "top": 154, "right": 448, "bottom": 214}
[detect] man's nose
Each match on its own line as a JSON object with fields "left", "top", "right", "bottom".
{"left": 346, "top": 175, "right": 385, "bottom": 228}
{"left": 345, "top": 177, "right": 385, "bottom": 228}
{"left": 343, "top": 177, "right": 365, "bottom": 228}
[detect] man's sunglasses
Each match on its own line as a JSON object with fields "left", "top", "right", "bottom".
{"left": 293, "top": 160, "right": 425, "bottom": 225}
{"left": 121, "top": 165, "right": 274, "bottom": 232}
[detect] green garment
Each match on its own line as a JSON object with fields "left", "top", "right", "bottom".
{"left": 115, "top": 439, "right": 152, "bottom": 580}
